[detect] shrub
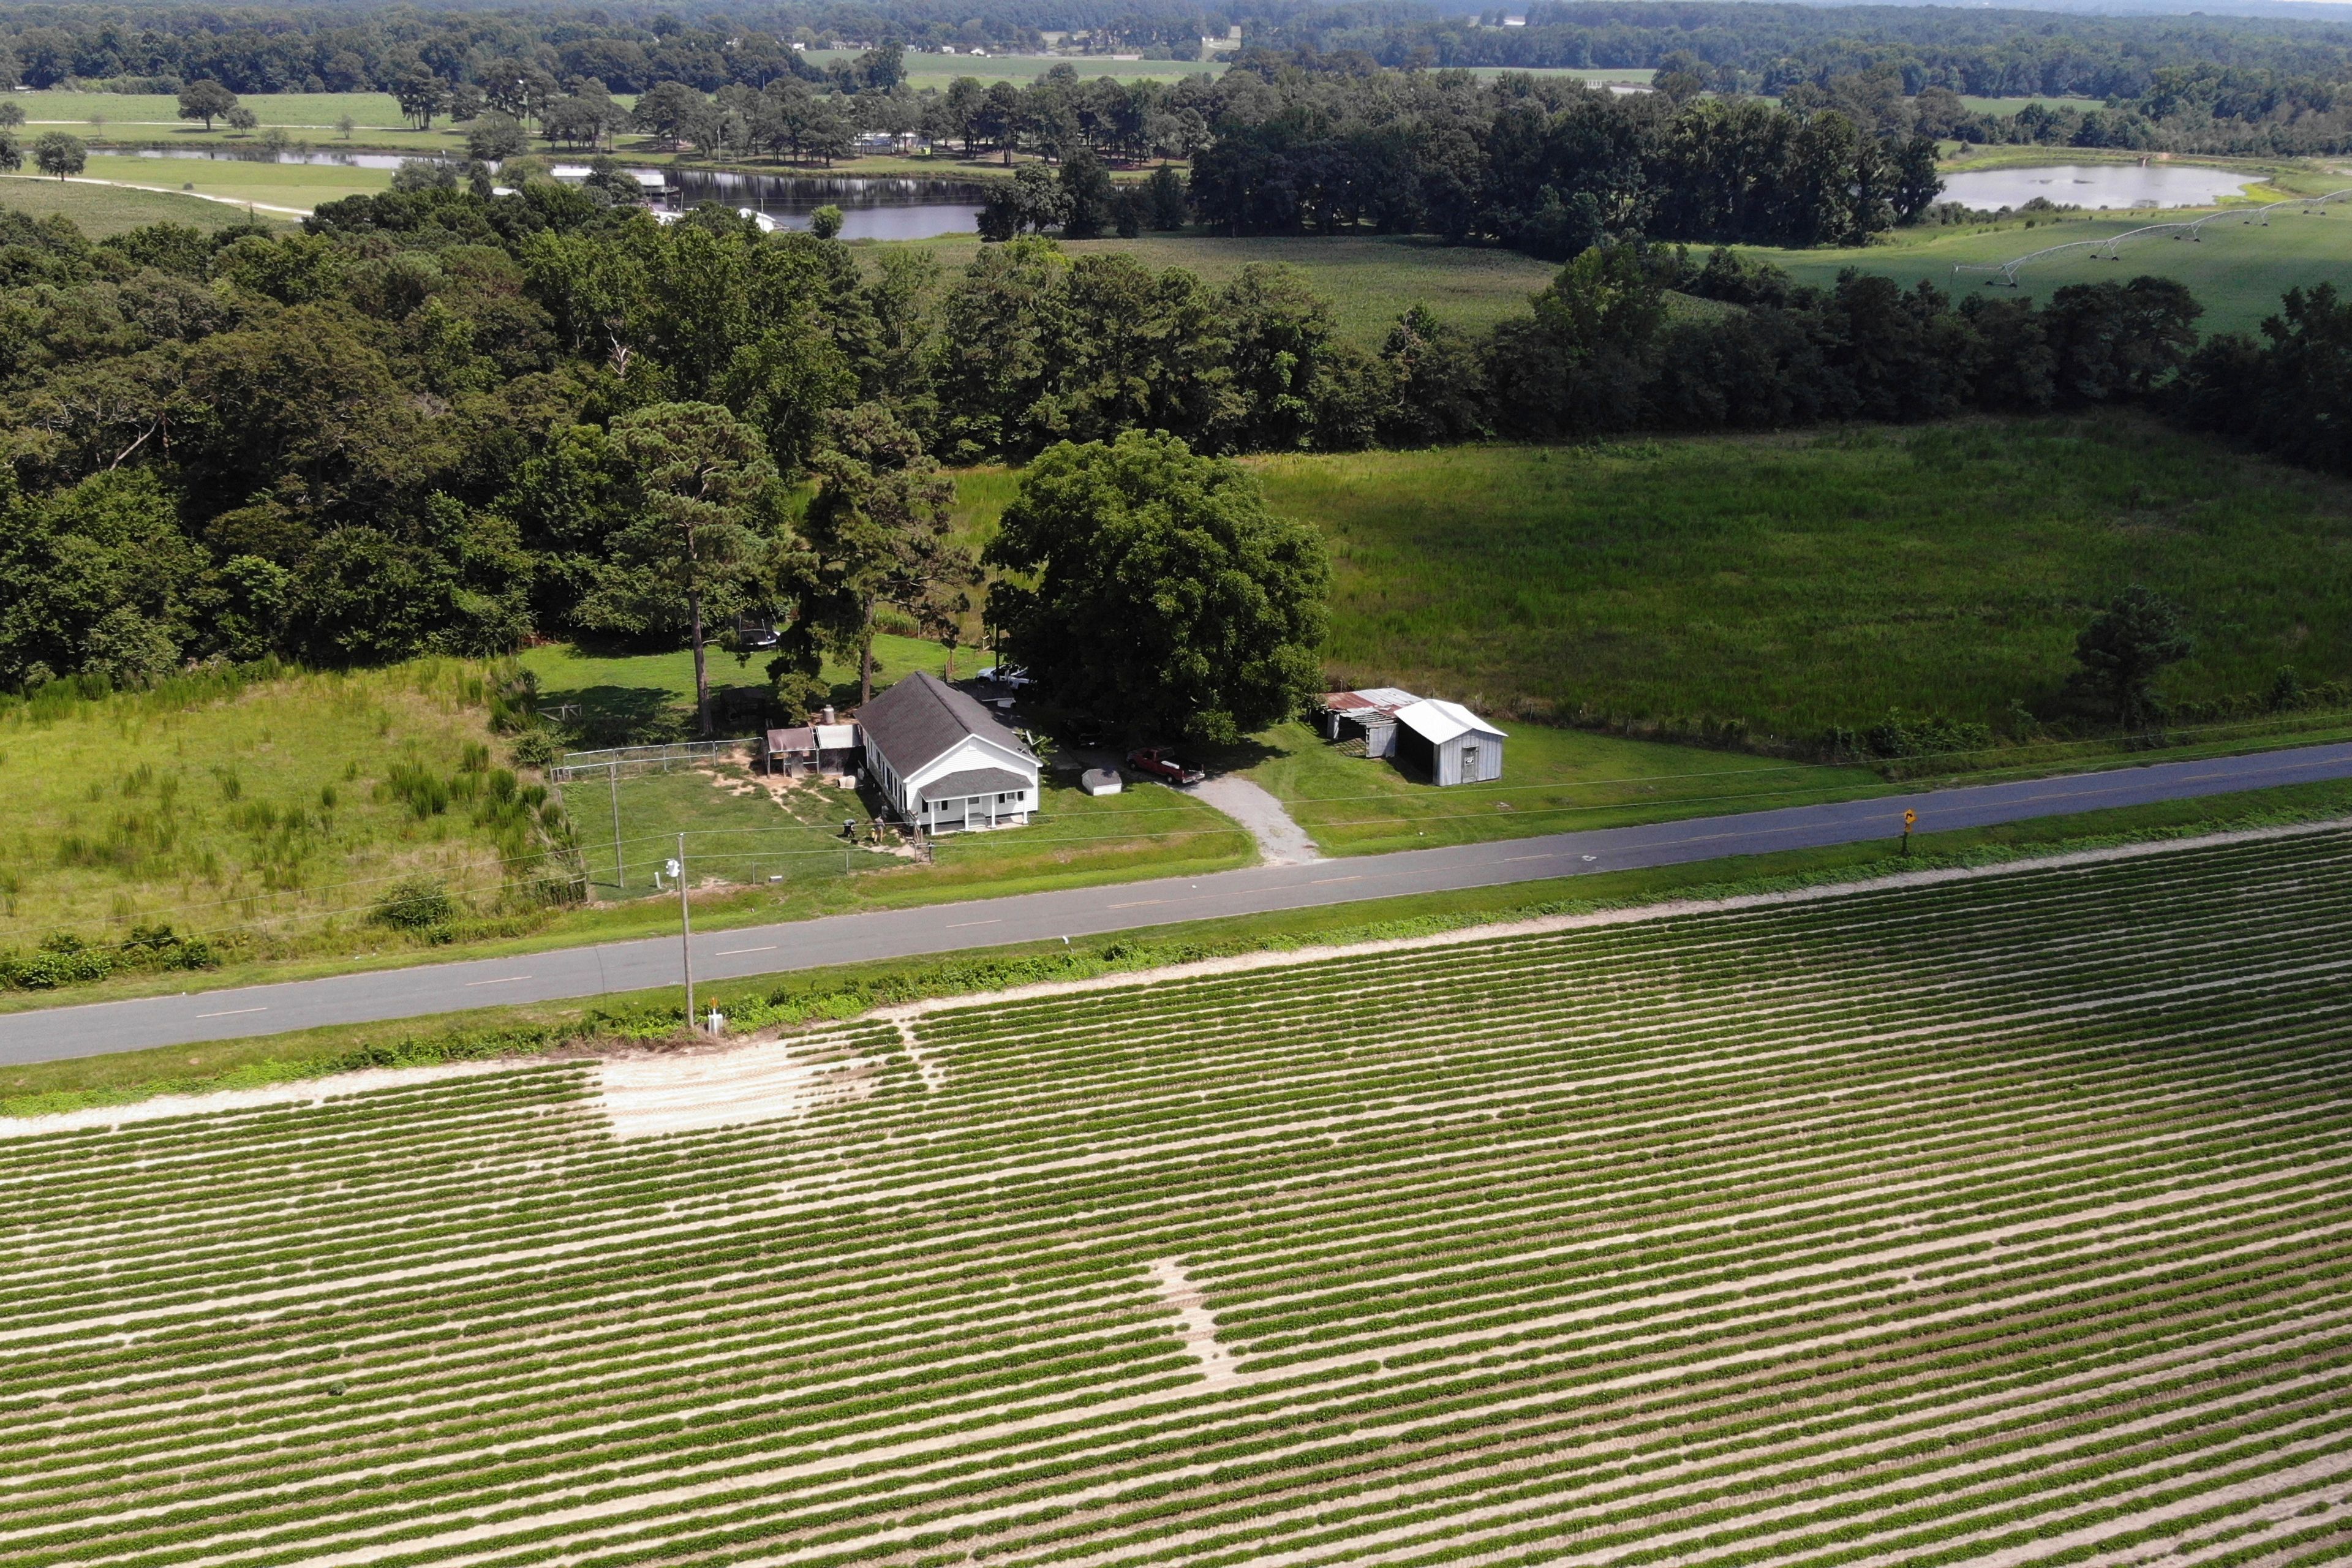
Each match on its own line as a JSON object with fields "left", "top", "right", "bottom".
{"left": 510, "top": 727, "right": 564, "bottom": 769}
{"left": 1857, "top": 710, "right": 1994, "bottom": 760}
{"left": 371, "top": 877, "right": 458, "bottom": 930}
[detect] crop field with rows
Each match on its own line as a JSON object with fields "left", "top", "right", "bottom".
{"left": 7, "top": 829, "right": 2352, "bottom": 1566}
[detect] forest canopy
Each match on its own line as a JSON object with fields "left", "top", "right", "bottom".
{"left": 1, "top": 171, "right": 2340, "bottom": 709}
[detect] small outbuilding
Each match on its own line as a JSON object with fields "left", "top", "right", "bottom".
{"left": 858, "top": 672, "right": 1041, "bottom": 834}
{"left": 1081, "top": 767, "right": 1123, "bottom": 797}
{"left": 763, "top": 708, "right": 860, "bottom": 778}
{"left": 1315, "top": 687, "right": 1423, "bottom": 759}
{"left": 1393, "top": 699, "right": 1507, "bottom": 786}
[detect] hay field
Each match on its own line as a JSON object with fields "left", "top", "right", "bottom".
{"left": 1253, "top": 413, "right": 2352, "bottom": 739}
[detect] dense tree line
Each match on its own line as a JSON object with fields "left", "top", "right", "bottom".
{"left": 0, "top": 173, "right": 2339, "bottom": 710}
{"left": 1189, "top": 72, "right": 1939, "bottom": 252}
{"left": 11, "top": 1, "right": 2352, "bottom": 97}
{"left": 1720, "top": 59, "right": 2352, "bottom": 159}
{"left": 1259, "top": 2, "right": 2352, "bottom": 95}
{"left": 12, "top": 0, "right": 2352, "bottom": 158}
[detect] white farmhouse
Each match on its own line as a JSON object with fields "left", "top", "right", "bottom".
{"left": 858, "top": 672, "right": 1041, "bottom": 833}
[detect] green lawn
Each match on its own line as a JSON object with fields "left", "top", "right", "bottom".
{"left": 883, "top": 233, "right": 1561, "bottom": 344}
{"left": 67, "top": 152, "right": 394, "bottom": 213}
{"left": 520, "top": 633, "right": 978, "bottom": 747}
{"left": 1743, "top": 195, "right": 2352, "bottom": 337}
{"left": 17, "top": 89, "right": 420, "bottom": 129}
{"left": 0, "top": 174, "right": 294, "bottom": 233}
{"left": 576, "top": 759, "right": 886, "bottom": 897}
{"left": 1241, "top": 719, "right": 1879, "bottom": 855}
{"left": 1249, "top": 414, "right": 2352, "bottom": 743}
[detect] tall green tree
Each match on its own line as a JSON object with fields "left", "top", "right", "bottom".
{"left": 984, "top": 430, "right": 1330, "bottom": 744}
{"left": 594, "top": 402, "right": 778, "bottom": 736}
{"left": 794, "top": 404, "right": 972, "bottom": 706}
{"left": 33, "top": 132, "right": 85, "bottom": 181}
{"left": 176, "top": 80, "right": 238, "bottom": 131}
{"left": 2072, "top": 586, "right": 2192, "bottom": 729}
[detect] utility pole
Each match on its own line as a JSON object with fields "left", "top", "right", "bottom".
{"left": 675, "top": 832, "right": 695, "bottom": 1030}
{"left": 608, "top": 761, "right": 625, "bottom": 893}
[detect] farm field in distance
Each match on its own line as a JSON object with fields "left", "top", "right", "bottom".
{"left": 1738, "top": 200, "right": 2352, "bottom": 337}
{"left": 0, "top": 173, "right": 292, "bottom": 233}
{"left": 884, "top": 232, "right": 1564, "bottom": 344}
{"left": 1250, "top": 412, "right": 2352, "bottom": 739}
{"left": 9, "top": 828, "right": 2352, "bottom": 1564}
{"left": 13, "top": 89, "right": 428, "bottom": 130}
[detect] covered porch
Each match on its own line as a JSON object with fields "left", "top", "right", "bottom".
{"left": 917, "top": 767, "right": 1033, "bottom": 834}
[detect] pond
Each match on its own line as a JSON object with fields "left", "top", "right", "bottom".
{"left": 646, "top": 169, "right": 983, "bottom": 239}
{"left": 124, "top": 147, "right": 986, "bottom": 237}
{"left": 1939, "top": 162, "right": 2258, "bottom": 212}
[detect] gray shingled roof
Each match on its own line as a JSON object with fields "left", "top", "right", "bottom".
{"left": 858, "top": 672, "right": 1034, "bottom": 775}
{"left": 918, "top": 766, "right": 1032, "bottom": 804}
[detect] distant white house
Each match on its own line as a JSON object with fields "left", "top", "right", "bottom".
{"left": 1393, "top": 699, "right": 1507, "bottom": 786}
{"left": 858, "top": 672, "right": 1041, "bottom": 833}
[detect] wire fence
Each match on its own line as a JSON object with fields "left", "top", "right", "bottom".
{"left": 548, "top": 739, "right": 760, "bottom": 783}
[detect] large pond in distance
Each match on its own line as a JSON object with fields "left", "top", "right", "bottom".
{"left": 123, "top": 147, "right": 985, "bottom": 237}
{"left": 1939, "top": 162, "right": 2258, "bottom": 211}
{"left": 658, "top": 169, "right": 983, "bottom": 239}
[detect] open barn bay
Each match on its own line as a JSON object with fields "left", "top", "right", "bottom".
{"left": 6, "top": 826, "right": 2352, "bottom": 1565}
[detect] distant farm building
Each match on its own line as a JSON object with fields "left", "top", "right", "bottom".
{"left": 859, "top": 672, "right": 1041, "bottom": 834}
{"left": 1394, "top": 699, "right": 1507, "bottom": 785}
{"left": 1315, "top": 687, "right": 1423, "bottom": 758}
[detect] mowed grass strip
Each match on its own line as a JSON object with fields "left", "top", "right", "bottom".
{"left": 1251, "top": 412, "right": 2352, "bottom": 739}
{"left": 3, "top": 832, "right": 2351, "bottom": 1564}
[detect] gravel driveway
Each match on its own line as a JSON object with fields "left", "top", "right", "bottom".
{"left": 1190, "top": 774, "right": 1322, "bottom": 865}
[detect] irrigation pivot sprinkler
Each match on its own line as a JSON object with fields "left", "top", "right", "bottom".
{"left": 1952, "top": 187, "right": 2352, "bottom": 289}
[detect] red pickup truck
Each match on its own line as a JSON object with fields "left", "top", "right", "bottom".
{"left": 1127, "top": 747, "right": 1205, "bottom": 786}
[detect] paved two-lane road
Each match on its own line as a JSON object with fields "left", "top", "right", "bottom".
{"left": 9, "top": 740, "right": 2352, "bottom": 1067}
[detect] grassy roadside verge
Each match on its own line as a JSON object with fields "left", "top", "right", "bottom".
{"left": 12, "top": 772, "right": 2352, "bottom": 1118}
{"left": 6, "top": 704, "right": 2347, "bottom": 1017}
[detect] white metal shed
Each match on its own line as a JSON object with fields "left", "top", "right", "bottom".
{"left": 1392, "top": 699, "right": 1507, "bottom": 786}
